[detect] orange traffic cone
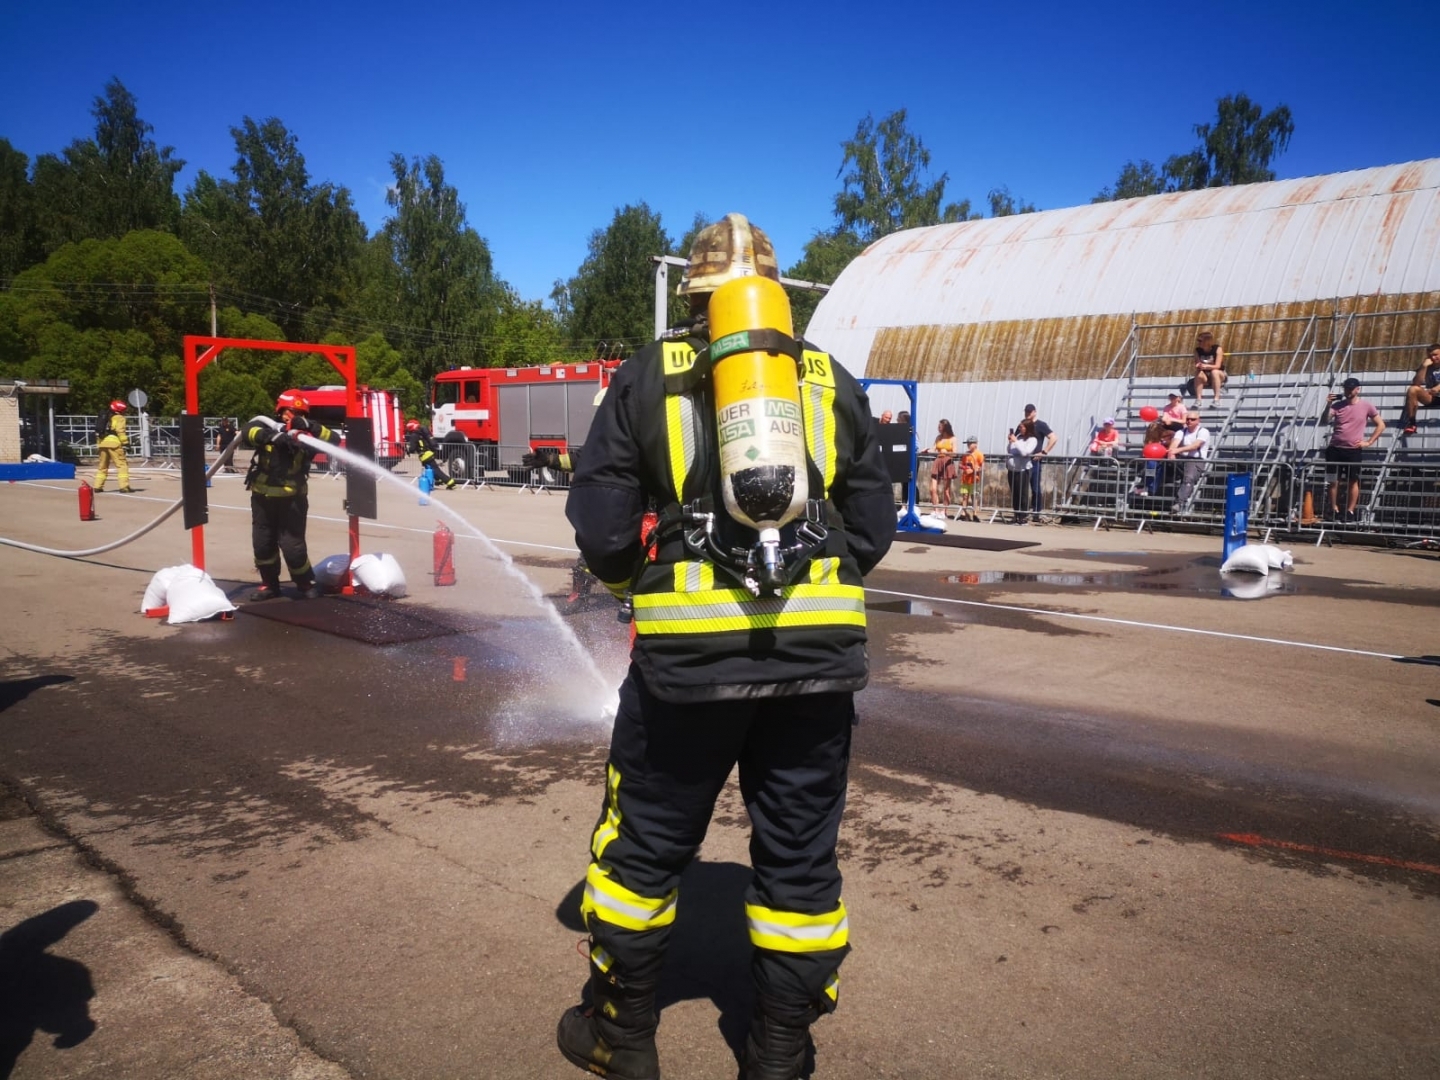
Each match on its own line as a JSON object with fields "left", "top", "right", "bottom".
{"left": 1301, "top": 489, "right": 1317, "bottom": 525}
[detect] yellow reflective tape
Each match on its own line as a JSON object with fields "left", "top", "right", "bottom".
{"left": 581, "top": 863, "right": 679, "bottom": 932}
{"left": 590, "top": 945, "right": 615, "bottom": 974}
{"left": 665, "top": 393, "right": 688, "bottom": 500}
{"left": 824, "top": 971, "right": 840, "bottom": 1002}
{"left": 590, "top": 764, "right": 622, "bottom": 860}
{"left": 745, "top": 900, "right": 849, "bottom": 953}
{"left": 802, "top": 380, "right": 838, "bottom": 491}
{"left": 599, "top": 578, "right": 629, "bottom": 599}
{"left": 632, "top": 583, "right": 866, "bottom": 634}
{"left": 808, "top": 557, "right": 839, "bottom": 585}
{"left": 672, "top": 561, "right": 714, "bottom": 592}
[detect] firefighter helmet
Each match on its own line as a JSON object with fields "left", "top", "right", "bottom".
{"left": 275, "top": 391, "right": 310, "bottom": 414}
{"left": 109, "top": 400, "right": 127, "bottom": 413}
{"left": 677, "top": 213, "right": 780, "bottom": 296}
{"left": 405, "top": 419, "right": 421, "bottom": 434}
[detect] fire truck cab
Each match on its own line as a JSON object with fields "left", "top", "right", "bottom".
{"left": 429, "top": 360, "right": 621, "bottom": 475}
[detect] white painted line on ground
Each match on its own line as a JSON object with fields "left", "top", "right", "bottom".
{"left": 865, "top": 586, "right": 1406, "bottom": 662}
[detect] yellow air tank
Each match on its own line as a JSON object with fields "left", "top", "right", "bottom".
{"left": 708, "top": 276, "right": 808, "bottom": 555}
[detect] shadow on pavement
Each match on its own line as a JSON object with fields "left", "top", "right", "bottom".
{"left": 0, "top": 899, "right": 99, "bottom": 1078}
{"left": 557, "top": 860, "right": 756, "bottom": 1059}
{"left": 0, "top": 675, "right": 73, "bottom": 715}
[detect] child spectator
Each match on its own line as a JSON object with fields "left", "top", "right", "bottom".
{"left": 956, "top": 436, "right": 984, "bottom": 520}
{"left": 1088, "top": 418, "right": 1120, "bottom": 456}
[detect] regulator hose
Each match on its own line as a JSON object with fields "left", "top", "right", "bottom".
{"left": 0, "top": 418, "right": 265, "bottom": 560}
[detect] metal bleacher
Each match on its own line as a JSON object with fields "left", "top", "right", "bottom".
{"left": 1057, "top": 310, "right": 1440, "bottom": 539}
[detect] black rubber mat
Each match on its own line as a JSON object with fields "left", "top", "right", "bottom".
{"left": 240, "top": 596, "right": 494, "bottom": 645}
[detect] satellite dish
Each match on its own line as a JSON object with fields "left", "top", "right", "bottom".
{"left": 128, "top": 388, "right": 148, "bottom": 409}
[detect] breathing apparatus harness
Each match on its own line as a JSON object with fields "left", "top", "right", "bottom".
{"left": 615, "top": 325, "right": 835, "bottom": 622}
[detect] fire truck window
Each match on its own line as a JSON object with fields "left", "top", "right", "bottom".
{"left": 464, "top": 382, "right": 481, "bottom": 404}
{"left": 433, "top": 381, "right": 459, "bottom": 407}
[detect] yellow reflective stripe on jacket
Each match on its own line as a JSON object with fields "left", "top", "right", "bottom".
{"left": 631, "top": 582, "right": 865, "bottom": 635}
{"left": 673, "top": 560, "right": 715, "bottom": 592}
{"left": 590, "top": 764, "right": 623, "bottom": 860}
{"left": 746, "top": 900, "right": 849, "bottom": 953}
{"left": 662, "top": 343, "right": 698, "bottom": 499}
{"left": 251, "top": 479, "right": 306, "bottom": 496}
{"left": 808, "top": 557, "right": 840, "bottom": 585}
{"left": 801, "top": 350, "right": 837, "bottom": 491}
{"left": 581, "top": 863, "right": 679, "bottom": 932}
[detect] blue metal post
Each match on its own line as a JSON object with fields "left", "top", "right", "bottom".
{"left": 1222, "top": 472, "right": 1251, "bottom": 562}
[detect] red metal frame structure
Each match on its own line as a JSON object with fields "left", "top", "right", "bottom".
{"left": 183, "top": 336, "right": 360, "bottom": 586}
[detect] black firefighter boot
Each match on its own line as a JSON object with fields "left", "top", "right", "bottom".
{"left": 249, "top": 570, "right": 283, "bottom": 602}
{"left": 556, "top": 961, "right": 661, "bottom": 1080}
{"left": 743, "top": 995, "right": 821, "bottom": 1080}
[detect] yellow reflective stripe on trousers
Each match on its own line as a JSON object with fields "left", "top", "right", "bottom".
{"left": 823, "top": 971, "right": 839, "bottom": 1003}
{"left": 590, "top": 764, "right": 623, "bottom": 860}
{"left": 581, "top": 863, "right": 679, "bottom": 932}
{"left": 746, "top": 900, "right": 849, "bottom": 953}
{"left": 631, "top": 583, "right": 865, "bottom": 635}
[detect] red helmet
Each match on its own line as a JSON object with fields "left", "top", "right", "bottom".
{"left": 405, "top": 420, "right": 421, "bottom": 433}
{"left": 275, "top": 391, "right": 309, "bottom": 414}
{"left": 110, "top": 400, "right": 127, "bottom": 413}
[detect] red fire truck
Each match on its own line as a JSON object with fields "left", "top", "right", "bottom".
{"left": 280, "top": 385, "right": 407, "bottom": 470}
{"left": 429, "top": 360, "right": 622, "bottom": 476}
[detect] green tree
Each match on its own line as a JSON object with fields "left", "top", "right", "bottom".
{"left": 28, "top": 79, "right": 183, "bottom": 254}
{"left": 1091, "top": 160, "right": 1168, "bottom": 203}
{"left": 1094, "top": 94, "right": 1294, "bottom": 201}
{"left": 0, "top": 139, "right": 41, "bottom": 278}
{"left": 559, "top": 202, "right": 675, "bottom": 350}
{"left": 785, "top": 230, "right": 866, "bottom": 336}
{"left": 986, "top": 186, "right": 1037, "bottom": 218}
{"left": 181, "top": 117, "right": 365, "bottom": 337}
{"left": 381, "top": 152, "right": 499, "bottom": 377}
{"left": 0, "top": 230, "right": 209, "bottom": 413}
{"left": 833, "top": 110, "right": 977, "bottom": 243}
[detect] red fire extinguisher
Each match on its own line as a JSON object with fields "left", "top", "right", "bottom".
{"left": 78, "top": 481, "right": 97, "bottom": 521}
{"left": 433, "top": 522, "right": 456, "bottom": 586}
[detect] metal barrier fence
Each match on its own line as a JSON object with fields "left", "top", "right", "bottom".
{"left": 56, "top": 415, "right": 237, "bottom": 461}
{"left": 436, "top": 441, "right": 573, "bottom": 493}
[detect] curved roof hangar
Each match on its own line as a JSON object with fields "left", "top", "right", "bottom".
{"left": 808, "top": 159, "right": 1440, "bottom": 383}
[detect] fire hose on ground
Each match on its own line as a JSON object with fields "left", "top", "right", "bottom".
{"left": 0, "top": 420, "right": 265, "bottom": 559}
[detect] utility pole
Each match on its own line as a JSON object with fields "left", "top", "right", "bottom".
{"left": 209, "top": 282, "right": 218, "bottom": 337}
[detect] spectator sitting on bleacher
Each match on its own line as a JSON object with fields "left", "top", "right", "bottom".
{"left": 1088, "top": 418, "right": 1120, "bottom": 456}
{"left": 1193, "top": 331, "right": 1226, "bottom": 406}
{"left": 1397, "top": 343, "right": 1440, "bottom": 435}
{"left": 1161, "top": 392, "right": 1187, "bottom": 432}
{"left": 1167, "top": 410, "right": 1211, "bottom": 512}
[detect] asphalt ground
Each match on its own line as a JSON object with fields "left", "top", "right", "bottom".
{"left": 1, "top": 463, "right": 1438, "bottom": 1079}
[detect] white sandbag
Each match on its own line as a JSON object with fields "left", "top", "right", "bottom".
{"left": 165, "top": 571, "right": 237, "bottom": 624}
{"left": 1220, "top": 545, "right": 1270, "bottom": 576}
{"left": 141, "top": 564, "right": 204, "bottom": 612}
{"left": 350, "top": 552, "right": 408, "bottom": 598}
{"left": 1254, "top": 543, "right": 1295, "bottom": 570}
{"left": 313, "top": 554, "right": 352, "bottom": 589}
{"left": 916, "top": 513, "right": 949, "bottom": 531}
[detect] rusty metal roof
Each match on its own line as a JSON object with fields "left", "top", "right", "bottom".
{"left": 809, "top": 159, "right": 1440, "bottom": 377}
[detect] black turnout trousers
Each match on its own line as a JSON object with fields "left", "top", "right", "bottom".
{"left": 250, "top": 491, "right": 311, "bottom": 581}
{"left": 589, "top": 665, "right": 853, "bottom": 1007}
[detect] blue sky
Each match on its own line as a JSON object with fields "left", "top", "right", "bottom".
{"left": 5, "top": 0, "right": 1437, "bottom": 304}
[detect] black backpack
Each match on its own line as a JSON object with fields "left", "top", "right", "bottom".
{"left": 94, "top": 410, "right": 114, "bottom": 442}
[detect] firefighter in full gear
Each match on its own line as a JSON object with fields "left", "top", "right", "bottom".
{"left": 556, "top": 214, "right": 895, "bottom": 1080}
{"left": 245, "top": 392, "right": 341, "bottom": 601}
{"left": 404, "top": 419, "right": 458, "bottom": 489}
{"left": 93, "top": 400, "right": 133, "bottom": 493}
